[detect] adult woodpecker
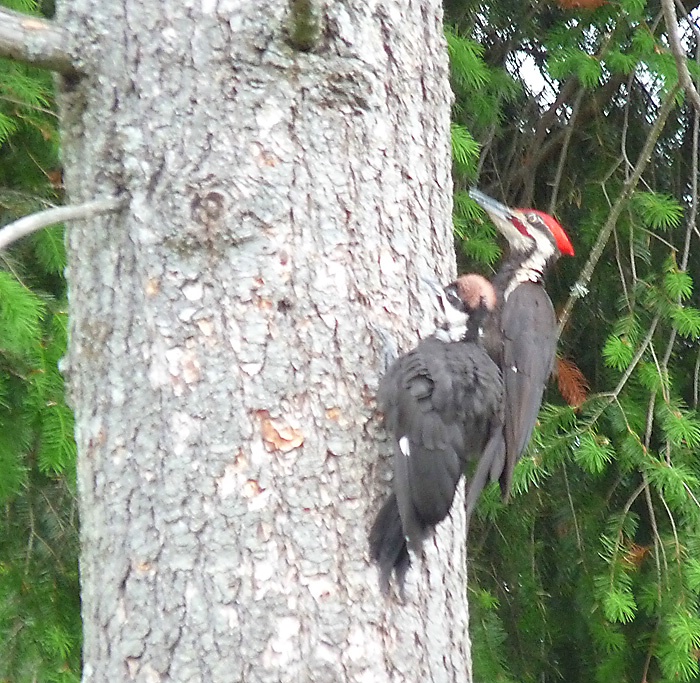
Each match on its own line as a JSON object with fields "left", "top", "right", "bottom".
{"left": 369, "top": 274, "right": 504, "bottom": 594}
{"left": 469, "top": 188, "right": 575, "bottom": 501}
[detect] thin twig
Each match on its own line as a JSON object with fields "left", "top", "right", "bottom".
{"left": 644, "top": 476, "right": 667, "bottom": 580}
{"left": 620, "top": 72, "right": 635, "bottom": 177}
{"left": 0, "top": 197, "right": 126, "bottom": 250}
{"left": 641, "top": 628, "right": 658, "bottom": 683}
{"left": 476, "top": 122, "right": 497, "bottom": 180}
{"left": 0, "top": 94, "right": 58, "bottom": 118}
{"left": 661, "top": 0, "right": 700, "bottom": 115}
{"left": 621, "top": 479, "right": 647, "bottom": 519}
{"left": 659, "top": 493, "right": 682, "bottom": 565}
{"left": 0, "top": 7, "right": 79, "bottom": 77}
{"left": 562, "top": 462, "right": 583, "bottom": 554}
{"left": 25, "top": 504, "right": 34, "bottom": 575}
{"left": 548, "top": 89, "right": 585, "bottom": 215}
{"left": 683, "top": 481, "right": 700, "bottom": 510}
{"left": 648, "top": 338, "right": 670, "bottom": 405}
{"left": 644, "top": 392, "right": 657, "bottom": 450}
{"left": 660, "top": 331, "right": 676, "bottom": 405}
{"left": 612, "top": 227, "right": 631, "bottom": 309}
{"left": 628, "top": 219, "right": 638, "bottom": 285}
{"left": 557, "top": 87, "right": 680, "bottom": 336}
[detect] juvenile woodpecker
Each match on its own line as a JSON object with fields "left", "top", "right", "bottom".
{"left": 369, "top": 274, "right": 504, "bottom": 594}
{"left": 469, "top": 188, "right": 575, "bottom": 500}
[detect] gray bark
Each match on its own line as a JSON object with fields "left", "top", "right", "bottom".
{"left": 0, "top": 6, "right": 77, "bottom": 76}
{"left": 57, "top": 1, "right": 469, "bottom": 681}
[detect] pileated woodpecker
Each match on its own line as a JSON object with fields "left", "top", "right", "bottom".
{"left": 469, "top": 188, "right": 575, "bottom": 500}
{"left": 369, "top": 274, "right": 504, "bottom": 594}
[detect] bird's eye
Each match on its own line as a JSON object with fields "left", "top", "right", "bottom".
{"left": 527, "top": 212, "right": 539, "bottom": 222}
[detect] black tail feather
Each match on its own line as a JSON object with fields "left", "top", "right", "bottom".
{"left": 369, "top": 493, "right": 411, "bottom": 597}
{"left": 465, "top": 430, "right": 506, "bottom": 521}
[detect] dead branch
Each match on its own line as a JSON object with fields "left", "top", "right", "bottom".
{"left": 0, "top": 7, "right": 79, "bottom": 77}
{"left": 661, "top": 0, "right": 700, "bottom": 115}
{"left": 0, "top": 197, "right": 126, "bottom": 251}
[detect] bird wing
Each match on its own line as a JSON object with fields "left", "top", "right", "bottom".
{"left": 378, "top": 340, "right": 465, "bottom": 549}
{"left": 461, "top": 348, "right": 506, "bottom": 526}
{"left": 379, "top": 337, "right": 504, "bottom": 549}
{"left": 499, "top": 283, "right": 557, "bottom": 498}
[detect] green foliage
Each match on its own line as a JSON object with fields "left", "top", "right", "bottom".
{"left": 599, "top": 581, "right": 637, "bottom": 624}
{"left": 470, "top": 588, "right": 519, "bottom": 683}
{"left": 510, "top": 452, "right": 549, "bottom": 495}
{"left": 632, "top": 191, "right": 685, "bottom": 231}
{"left": 604, "top": 48, "right": 640, "bottom": 75}
{"left": 656, "top": 402, "right": 700, "bottom": 450}
{"left": 548, "top": 48, "right": 603, "bottom": 89}
{"left": 445, "top": 28, "right": 490, "bottom": 90}
{"left": 658, "top": 621, "right": 700, "bottom": 682}
{"left": 664, "top": 269, "right": 693, "bottom": 301}
{"left": 448, "top": 0, "right": 700, "bottom": 679}
{"left": 572, "top": 433, "right": 614, "bottom": 475}
{"left": 453, "top": 191, "right": 502, "bottom": 266}
{"left": 2, "top": 0, "right": 40, "bottom": 12}
{"left": 0, "top": 269, "right": 46, "bottom": 353}
{"left": 0, "top": 3, "right": 79, "bottom": 678}
{"left": 0, "top": 436, "right": 28, "bottom": 501}
{"left": 451, "top": 123, "right": 480, "bottom": 176}
{"left": 31, "top": 225, "right": 67, "bottom": 276}
{"left": 602, "top": 333, "right": 634, "bottom": 371}
{"left": 0, "top": 111, "right": 18, "bottom": 144}
{"left": 446, "top": 23, "right": 520, "bottom": 272}
{"left": 618, "top": 0, "right": 646, "bottom": 19}
{"left": 670, "top": 305, "right": 700, "bottom": 339}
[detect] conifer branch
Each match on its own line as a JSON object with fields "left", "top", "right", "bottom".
{"left": 557, "top": 87, "right": 680, "bottom": 336}
{"left": 586, "top": 315, "right": 661, "bottom": 427}
{"left": 0, "top": 7, "right": 79, "bottom": 77}
{"left": 0, "top": 197, "right": 126, "bottom": 251}
{"left": 661, "top": 0, "right": 700, "bottom": 115}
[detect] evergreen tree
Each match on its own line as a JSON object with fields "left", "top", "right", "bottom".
{"left": 0, "top": 1, "right": 80, "bottom": 680}
{"left": 447, "top": 0, "right": 700, "bottom": 680}
{"left": 3, "top": 0, "right": 700, "bottom": 679}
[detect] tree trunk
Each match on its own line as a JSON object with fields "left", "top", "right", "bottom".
{"left": 57, "top": 1, "right": 469, "bottom": 680}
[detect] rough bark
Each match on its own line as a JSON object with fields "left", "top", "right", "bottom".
{"left": 0, "top": 7, "right": 78, "bottom": 76}
{"left": 57, "top": 1, "right": 469, "bottom": 681}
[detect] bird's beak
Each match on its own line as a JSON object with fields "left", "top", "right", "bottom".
{"left": 468, "top": 188, "right": 513, "bottom": 220}
{"left": 469, "top": 188, "right": 532, "bottom": 250}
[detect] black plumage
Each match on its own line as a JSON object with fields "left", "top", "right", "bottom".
{"left": 470, "top": 188, "right": 575, "bottom": 500}
{"left": 498, "top": 283, "right": 557, "bottom": 493}
{"left": 369, "top": 274, "right": 503, "bottom": 595}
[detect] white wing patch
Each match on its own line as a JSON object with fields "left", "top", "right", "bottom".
{"left": 399, "top": 436, "right": 410, "bottom": 457}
